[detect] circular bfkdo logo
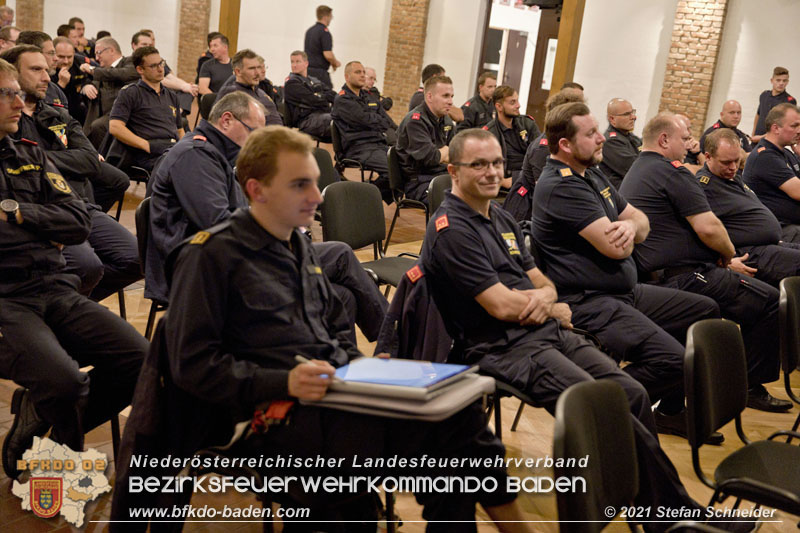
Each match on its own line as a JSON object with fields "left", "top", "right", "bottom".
{"left": 30, "top": 477, "right": 63, "bottom": 518}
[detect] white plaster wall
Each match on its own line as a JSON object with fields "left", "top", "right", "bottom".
{"left": 573, "top": 0, "right": 678, "bottom": 136}
{"left": 707, "top": 0, "right": 800, "bottom": 135}
{"left": 238, "top": 0, "right": 391, "bottom": 91}
{"left": 42, "top": 0, "right": 181, "bottom": 68}
{"left": 423, "top": 0, "right": 486, "bottom": 110}
{"left": 488, "top": 2, "right": 541, "bottom": 111}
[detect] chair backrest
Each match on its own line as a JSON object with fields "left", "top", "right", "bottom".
{"left": 320, "top": 181, "right": 386, "bottom": 250}
{"left": 387, "top": 146, "right": 406, "bottom": 192}
{"left": 283, "top": 101, "right": 298, "bottom": 128}
{"left": 779, "top": 277, "right": 800, "bottom": 375}
{"left": 553, "top": 380, "right": 638, "bottom": 533}
{"left": 135, "top": 197, "right": 151, "bottom": 269}
{"left": 684, "top": 319, "right": 748, "bottom": 448}
{"left": 199, "top": 93, "right": 217, "bottom": 120}
{"left": 313, "top": 147, "right": 340, "bottom": 191}
{"left": 330, "top": 121, "right": 345, "bottom": 157}
{"left": 427, "top": 173, "right": 451, "bottom": 214}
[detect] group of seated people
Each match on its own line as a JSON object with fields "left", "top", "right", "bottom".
{"left": 1, "top": 10, "right": 797, "bottom": 531}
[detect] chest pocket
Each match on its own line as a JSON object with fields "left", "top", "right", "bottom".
{"left": 4, "top": 173, "right": 43, "bottom": 200}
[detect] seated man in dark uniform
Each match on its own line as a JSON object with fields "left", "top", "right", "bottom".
{"left": 408, "top": 63, "right": 463, "bottom": 123}
{"left": 751, "top": 66, "right": 794, "bottom": 143}
{"left": 742, "top": 102, "right": 800, "bottom": 243}
{"left": 15, "top": 31, "right": 69, "bottom": 109}
{"left": 331, "top": 60, "right": 396, "bottom": 204}
{"left": 108, "top": 45, "right": 183, "bottom": 171}
{"left": 116, "top": 124, "right": 533, "bottom": 531}
{"left": 699, "top": 99, "right": 752, "bottom": 154}
{"left": 0, "top": 58, "right": 146, "bottom": 479}
{"left": 52, "top": 36, "right": 90, "bottom": 124}
{"left": 619, "top": 112, "right": 790, "bottom": 412}
{"left": 5, "top": 44, "right": 139, "bottom": 302}
{"left": 676, "top": 114, "right": 705, "bottom": 174}
{"left": 532, "top": 102, "right": 721, "bottom": 442}
{"left": 698, "top": 128, "right": 800, "bottom": 287}
{"left": 216, "top": 48, "right": 282, "bottom": 125}
{"left": 482, "top": 85, "right": 539, "bottom": 188}
{"left": 457, "top": 71, "right": 496, "bottom": 132}
{"left": 395, "top": 74, "right": 455, "bottom": 204}
{"left": 283, "top": 50, "right": 335, "bottom": 141}
{"left": 148, "top": 93, "right": 387, "bottom": 343}
{"left": 421, "top": 128, "right": 752, "bottom": 532}
{"left": 599, "top": 98, "right": 641, "bottom": 189}
{"left": 364, "top": 66, "right": 392, "bottom": 110}
{"left": 506, "top": 88, "right": 584, "bottom": 222}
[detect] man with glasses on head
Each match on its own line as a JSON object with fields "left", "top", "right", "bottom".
{"left": 108, "top": 45, "right": 183, "bottom": 171}
{"left": 600, "top": 98, "right": 641, "bottom": 189}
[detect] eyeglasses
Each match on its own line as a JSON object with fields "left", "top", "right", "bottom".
{"left": 0, "top": 87, "right": 24, "bottom": 104}
{"left": 451, "top": 158, "right": 505, "bottom": 171}
{"left": 234, "top": 115, "right": 255, "bottom": 133}
{"left": 95, "top": 47, "right": 110, "bottom": 57}
{"left": 43, "top": 50, "right": 56, "bottom": 57}
{"left": 613, "top": 109, "right": 636, "bottom": 117}
{"left": 144, "top": 60, "right": 166, "bottom": 70}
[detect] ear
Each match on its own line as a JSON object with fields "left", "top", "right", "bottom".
{"left": 245, "top": 178, "right": 263, "bottom": 202}
{"left": 558, "top": 137, "right": 572, "bottom": 155}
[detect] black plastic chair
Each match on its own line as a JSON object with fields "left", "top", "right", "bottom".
{"left": 134, "top": 197, "right": 168, "bottom": 340}
{"left": 553, "top": 380, "right": 641, "bottom": 533}
{"left": 283, "top": 101, "right": 322, "bottom": 146}
{"left": 312, "top": 148, "right": 340, "bottom": 223}
{"left": 384, "top": 146, "right": 429, "bottom": 254}
{"left": 330, "top": 121, "right": 376, "bottom": 182}
{"left": 320, "top": 181, "right": 416, "bottom": 296}
{"left": 426, "top": 173, "right": 451, "bottom": 215}
{"left": 778, "top": 277, "right": 800, "bottom": 440}
{"left": 685, "top": 319, "right": 800, "bottom": 521}
{"left": 666, "top": 523, "right": 727, "bottom": 533}
{"left": 198, "top": 92, "right": 217, "bottom": 123}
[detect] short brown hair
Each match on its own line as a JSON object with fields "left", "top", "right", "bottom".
{"left": 545, "top": 89, "right": 585, "bottom": 112}
{"left": 316, "top": 5, "right": 332, "bottom": 19}
{"left": 477, "top": 71, "right": 496, "bottom": 87}
{"left": 492, "top": 85, "right": 516, "bottom": 106}
{"left": 545, "top": 102, "right": 590, "bottom": 155}
{"left": 131, "top": 30, "right": 151, "bottom": 46}
{"left": 291, "top": 50, "right": 308, "bottom": 61}
{"left": 704, "top": 128, "right": 741, "bottom": 157}
{"left": 642, "top": 112, "right": 679, "bottom": 146}
{"left": 0, "top": 57, "right": 18, "bottom": 79}
{"left": 232, "top": 48, "right": 258, "bottom": 70}
{"left": 17, "top": 31, "right": 51, "bottom": 48}
{"left": 53, "top": 36, "right": 71, "bottom": 48}
{"left": 0, "top": 45, "right": 43, "bottom": 69}
{"left": 449, "top": 128, "right": 498, "bottom": 164}
{"left": 132, "top": 46, "right": 158, "bottom": 68}
{"left": 424, "top": 74, "right": 452, "bottom": 94}
{"left": 0, "top": 26, "right": 18, "bottom": 42}
{"left": 766, "top": 102, "right": 799, "bottom": 131}
{"left": 773, "top": 66, "right": 789, "bottom": 77}
{"left": 236, "top": 126, "right": 315, "bottom": 197}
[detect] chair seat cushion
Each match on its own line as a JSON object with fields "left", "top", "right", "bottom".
{"left": 361, "top": 257, "right": 417, "bottom": 287}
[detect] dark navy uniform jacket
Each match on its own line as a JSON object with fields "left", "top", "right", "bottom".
{"left": 619, "top": 151, "right": 716, "bottom": 272}
{"left": 533, "top": 157, "right": 637, "bottom": 297}
{"left": 283, "top": 72, "right": 335, "bottom": 122}
{"left": 754, "top": 90, "right": 795, "bottom": 136}
{"left": 742, "top": 138, "right": 800, "bottom": 225}
{"left": 366, "top": 86, "right": 392, "bottom": 111}
{"left": 395, "top": 103, "right": 454, "bottom": 182}
{"left": 304, "top": 21, "right": 333, "bottom": 70}
{"left": 421, "top": 192, "right": 537, "bottom": 353}
{"left": 331, "top": 84, "right": 395, "bottom": 154}
{"left": 482, "top": 115, "right": 540, "bottom": 176}
{"left": 696, "top": 164, "right": 781, "bottom": 247}
{"left": 146, "top": 119, "right": 245, "bottom": 303}
{"left": 408, "top": 87, "right": 424, "bottom": 111}
{"left": 45, "top": 82, "right": 68, "bottom": 109}
{"left": 0, "top": 135, "right": 90, "bottom": 294}
{"left": 600, "top": 125, "right": 642, "bottom": 189}
{"left": 216, "top": 77, "right": 283, "bottom": 126}
{"left": 457, "top": 94, "right": 493, "bottom": 132}
{"left": 699, "top": 120, "right": 752, "bottom": 153}
{"left": 51, "top": 54, "right": 91, "bottom": 123}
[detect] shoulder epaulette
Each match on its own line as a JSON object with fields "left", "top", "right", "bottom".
{"left": 406, "top": 265, "right": 424, "bottom": 283}
{"left": 435, "top": 214, "right": 449, "bottom": 232}
{"left": 670, "top": 160, "right": 682, "bottom": 168}
{"left": 609, "top": 131, "right": 617, "bottom": 137}
{"left": 338, "top": 89, "right": 345, "bottom": 95}
{"left": 411, "top": 112, "right": 421, "bottom": 120}
{"left": 19, "top": 138, "right": 38, "bottom": 146}
{"left": 698, "top": 175, "right": 710, "bottom": 185}
{"left": 789, "top": 96, "right": 796, "bottom": 102}
{"left": 539, "top": 137, "right": 548, "bottom": 146}
{"left": 463, "top": 101, "right": 471, "bottom": 107}
{"left": 712, "top": 122, "right": 720, "bottom": 129}
{"left": 757, "top": 146, "right": 766, "bottom": 153}
{"left": 518, "top": 186, "right": 529, "bottom": 196}
{"left": 481, "top": 125, "right": 489, "bottom": 130}
{"left": 192, "top": 135, "right": 207, "bottom": 142}
{"left": 559, "top": 167, "right": 572, "bottom": 177}
{"left": 527, "top": 114, "right": 535, "bottom": 121}
{"left": 51, "top": 102, "right": 65, "bottom": 108}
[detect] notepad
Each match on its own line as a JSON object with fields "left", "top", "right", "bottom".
{"left": 330, "top": 358, "right": 478, "bottom": 400}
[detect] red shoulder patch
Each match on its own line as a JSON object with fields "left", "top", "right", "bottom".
{"left": 758, "top": 146, "right": 766, "bottom": 153}
{"left": 435, "top": 214, "right": 449, "bottom": 232}
{"left": 712, "top": 122, "right": 720, "bottom": 129}
{"left": 51, "top": 102, "right": 64, "bottom": 108}
{"left": 670, "top": 160, "right": 682, "bottom": 168}
{"left": 338, "top": 89, "right": 345, "bottom": 95}
{"left": 609, "top": 131, "right": 617, "bottom": 137}
{"left": 19, "top": 138, "right": 38, "bottom": 145}
{"left": 285, "top": 76, "right": 291, "bottom": 82}
{"left": 518, "top": 186, "right": 528, "bottom": 196}
{"left": 411, "top": 112, "right": 421, "bottom": 120}
{"left": 790, "top": 96, "right": 796, "bottom": 102}
{"left": 406, "top": 265, "right": 423, "bottom": 283}
{"left": 539, "top": 137, "right": 548, "bottom": 146}
{"left": 527, "top": 115, "right": 535, "bottom": 121}
{"left": 193, "top": 135, "right": 207, "bottom": 141}
{"left": 324, "top": 28, "right": 329, "bottom": 32}
{"left": 464, "top": 101, "right": 471, "bottom": 107}
{"left": 84, "top": 56, "right": 91, "bottom": 63}
{"left": 481, "top": 125, "right": 489, "bottom": 130}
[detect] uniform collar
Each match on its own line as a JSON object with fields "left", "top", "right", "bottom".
{"left": 422, "top": 102, "right": 444, "bottom": 124}
{"left": 339, "top": 84, "right": 363, "bottom": 98}
{"left": 442, "top": 190, "right": 495, "bottom": 222}
{"left": 136, "top": 79, "right": 164, "bottom": 95}
{"left": 230, "top": 208, "right": 282, "bottom": 250}
{"left": 758, "top": 137, "right": 787, "bottom": 155}
{"left": 607, "top": 124, "right": 631, "bottom": 137}
{"left": 196, "top": 120, "right": 241, "bottom": 166}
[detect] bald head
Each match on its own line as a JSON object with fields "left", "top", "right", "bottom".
{"left": 607, "top": 98, "right": 636, "bottom": 132}
{"left": 720, "top": 99, "right": 742, "bottom": 128}
{"left": 642, "top": 112, "right": 689, "bottom": 161}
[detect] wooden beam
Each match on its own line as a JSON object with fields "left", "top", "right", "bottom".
{"left": 218, "top": 0, "right": 241, "bottom": 55}
{"left": 549, "top": 0, "right": 585, "bottom": 97}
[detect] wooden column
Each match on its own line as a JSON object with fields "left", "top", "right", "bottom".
{"left": 15, "top": 0, "right": 43, "bottom": 31}
{"left": 549, "top": 0, "right": 585, "bottom": 98}
{"left": 218, "top": 0, "right": 241, "bottom": 55}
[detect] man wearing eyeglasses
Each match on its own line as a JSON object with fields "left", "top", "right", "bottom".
{"left": 108, "top": 45, "right": 184, "bottom": 171}
{"left": 600, "top": 98, "right": 641, "bottom": 189}
{"left": 0, "top": 25, "right": 19, "bottom": 51}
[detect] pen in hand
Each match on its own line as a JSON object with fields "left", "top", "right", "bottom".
{"left": 294, "top": 355, "right": 343, "bottom": 382}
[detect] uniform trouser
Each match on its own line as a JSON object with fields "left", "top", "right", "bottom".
{"left": 345, "top": 143, "right": 393, "bottom": 204}
{"left": 781, "top": 224, "right": 800, "bottom": 244}
{"left": 740, "top": 242, "right": 800, "bottom": 286}
{"left": 470, "top": 320, "right": 702, "bottom": 532}
{"left": 313, "top": 242, "right": 388, "bottom": 342}
{"left": 308, "top": 67, "right": 333, "bottom": 90}
{"left": 566, "top": 284, "right": 720, "bottom": 407}
{"left": 405, "top": 173, "right": 448, "bottom": 205}
{"left": 0, "top": 276, "right": 147, "bottom": 451}
{"left": 655, "top": 265, "right": 780, "bottom": 385}
{"left": 86, "top": 115, "right": 109, "bottom": 150}
{"left": 298, "top": 112, "right": 333, "bottom": 141}
{"left": 62, "top": 207, "right": 142, "bottom": 301}
{"left": 92, "top": 162, "right": 131, "bottom": 213}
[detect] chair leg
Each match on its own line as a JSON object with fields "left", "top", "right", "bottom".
{"left": 510, "top": 401, "right": 525, "bottom": 432}
{"left": 113, "top": 192, "right": 124, "bottom": 222}
{"left": 117, "top": 290, "right": 126, "bottom": 321}
{"left": 145, "top": 301, "right": 158, "bottom": 341}
{"left": 111, "top": 415, "right": 121, "bottom": 463}
{"left": 383, "top": 284, "right": 391, "bottom": 298}
{"left": 384, "top": 207, "right": 402, "bottom": 254}
{"left": 493, "top": 394, "right": 503, "bottom": 441}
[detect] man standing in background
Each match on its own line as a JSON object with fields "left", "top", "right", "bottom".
{"left": 304, "top": 5, "right": 340, "bottom": 90}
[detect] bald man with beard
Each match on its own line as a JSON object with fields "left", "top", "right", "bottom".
{"left": 599, "top": 98, "right": 641, "bottom": 188}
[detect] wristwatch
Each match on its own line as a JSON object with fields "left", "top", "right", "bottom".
{"left": 1, "top": 199, "right": 19, "bottom": 223}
